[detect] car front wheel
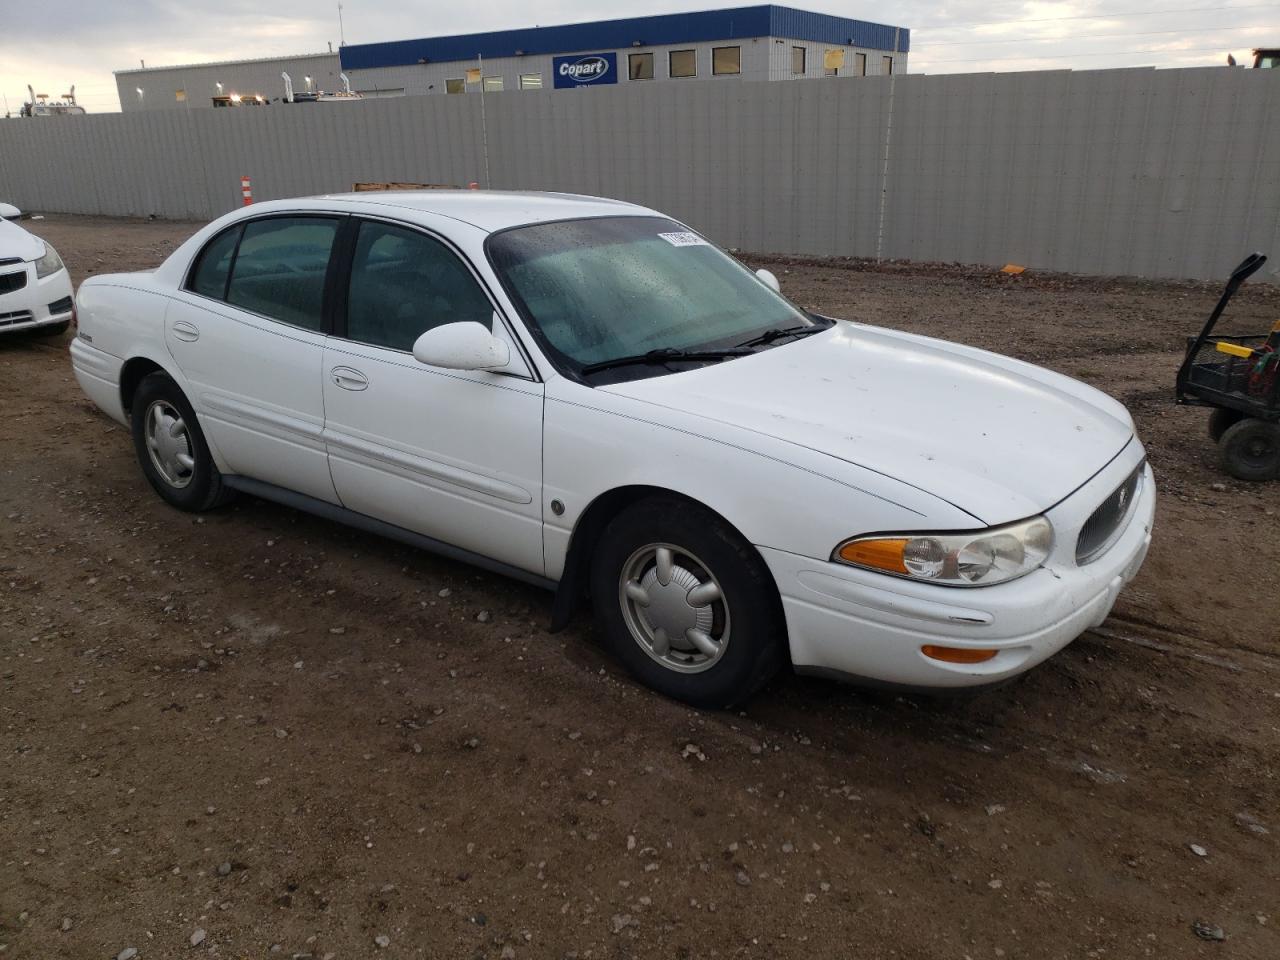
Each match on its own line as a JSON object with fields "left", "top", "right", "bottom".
{"left": 130, "top": 371, "right": 232, "bottom": 511}
{"left": 590, "top": 497, "right": 786, "bottom": 708}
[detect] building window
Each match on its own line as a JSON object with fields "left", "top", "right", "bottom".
{"left": 791, "top": 46, "right": 806, "bottom": 76}
{"left": 712, "top": 46, "right": 741, "bottom": 75}
{"left": 446, "top": 78, "right": 465, "bottom": 94}
{"left": 175, "top": 90, "right": 186, "bottom": 102}
{"left": 519, "top": 73, "right": 542, "bottom": 90}
{"left": 669, "top": 49, "right": 696, "bottom": 78}
{"left": 629, "top": 52, "right": 654, "bottom": 80}
{"left": 882, "top": 56, "right": 894, "bottom": 75}
{"left": 483, "top": 76, "right": 503, "bottom": 92}
{"left": 856, "top": 53, "right": 867, "bottom": 76}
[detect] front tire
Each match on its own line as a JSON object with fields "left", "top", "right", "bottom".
{"left": 590, "top": 497, "right": 786, "bottom": 708}
{"left": 130, "top": 371, "right": 232, "bottom": 511}
{"left": 1218, "top": 418, "right": 1280, "bottom": 481}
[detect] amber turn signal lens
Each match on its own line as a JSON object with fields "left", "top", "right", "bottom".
{"left": 837, "top": 538, "right": 908, "bottom": 574}
{"left": 921, "top": 645, "right": 999, "bottom": 664}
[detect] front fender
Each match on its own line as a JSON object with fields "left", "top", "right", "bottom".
{"left": 542, "top": 380, "right": 975, "bottom": 579}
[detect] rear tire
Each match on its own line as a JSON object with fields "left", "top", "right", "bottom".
{"left": 130, "top": 371, "right": 233, "bottom": 511}
{"left": 589, "top": 496, "right": 786, "bottom": 709}
{"left": 32, "top": 320, "right": 70, "bottom": 338}
{"left": 1218, "top": 418, "right": 1280, "bottom": 482}
{"left": 1208, "top": 407, "right": 1243, "bottom": 442}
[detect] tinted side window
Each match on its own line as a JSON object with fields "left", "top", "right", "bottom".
{"left": 188, "top": 225, "right": 241, "bottom": 299}
{"left": 345, "top": 221, "right": 492, "bottom": 352}
{"left": 225, "top": 217, "right": 339, "bottom": 331}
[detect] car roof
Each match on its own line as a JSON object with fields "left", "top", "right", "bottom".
{"left": 315, "top": 189, "right": 660, "bottom": 233}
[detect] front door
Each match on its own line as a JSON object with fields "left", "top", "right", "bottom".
{"left": 321, "top": 218, "right": 545, "bottom": 575}
{"left": 165, "top": 214, "right": 342, "bottom": 504}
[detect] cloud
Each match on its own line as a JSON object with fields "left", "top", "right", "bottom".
{"left": 2, "top": 0, "right": 1275, "bottom": 113}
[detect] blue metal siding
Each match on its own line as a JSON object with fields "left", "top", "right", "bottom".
{"left": 340, "top": 5, "right": 906, "bottom": 70}
{"left": 768, "top": 7, "right": 908, "bottom": 53}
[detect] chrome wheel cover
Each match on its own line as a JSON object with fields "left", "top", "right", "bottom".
{"left": 618, "top": 543, "right": 730, "bottom": 674}
{"left": 144, "top": 399, "right": 195, "bottom": 489}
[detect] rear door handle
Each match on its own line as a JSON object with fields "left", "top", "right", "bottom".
{"left": 172, "top": 320, "right": 199, "bottom": 342}
{"left": 330, "top": 366, "right": 369, "bottom": 391}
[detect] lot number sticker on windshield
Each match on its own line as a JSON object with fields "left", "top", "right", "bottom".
{"left": 658, "top": 231, "right": 708, "bottom": 247}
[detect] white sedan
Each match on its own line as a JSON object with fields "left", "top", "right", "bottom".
{"left": 1, "top": 217, "right": 74, "bottom": 337}
{"left": 70, "top": 192, "right": 1154, "bottom": 707}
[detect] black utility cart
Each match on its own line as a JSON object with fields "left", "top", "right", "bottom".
{"left": 1175, "top": 253, "right": 1280, "bottom": 481}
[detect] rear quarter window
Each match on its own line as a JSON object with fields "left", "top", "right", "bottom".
{"left": 187, "top": 225, "right": 242, "bottom": 300}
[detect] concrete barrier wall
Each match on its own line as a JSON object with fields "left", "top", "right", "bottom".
{"left": 2, "top": 66, "right": 1278, "bottom": 281}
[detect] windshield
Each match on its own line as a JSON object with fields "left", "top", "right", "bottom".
{"left": 486, "top": 216, "right": 815, "bottom": 379}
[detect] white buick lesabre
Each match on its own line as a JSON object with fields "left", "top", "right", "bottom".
{"left": 70, "top": 192, "right": 1154, "bottom": 706}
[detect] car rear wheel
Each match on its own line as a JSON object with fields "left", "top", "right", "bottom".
{"left": 130, "top": 371, "right": 233, "bottom": 511}
{"left": 590, "top": 497, "right": 786, "bottom": 708}
{"left": 1218, "top": 418, "right": 1280, "bottom": 482}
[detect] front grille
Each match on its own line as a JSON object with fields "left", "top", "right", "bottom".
{"left": 0, "top": 270, "right": 27, "bottom": 295}
{"left": 47, "top": 295, "right": 73, "bottom": 315}
{"left": 1076, "top": 463, "right": 1144, "bottom": 565}
{"left": 0, "top": 309, "right": 35, "bottom": 326}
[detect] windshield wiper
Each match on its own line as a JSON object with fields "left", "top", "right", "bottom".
{"left": 735, "top": 322, "right": 830, "bottom": 349}
{"left": 580, "top": 347, "right": 752, "bottom": 375}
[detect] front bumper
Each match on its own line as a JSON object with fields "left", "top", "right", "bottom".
{"left": 763, "top": 445, "right": 1155, "bottom": 689}
{"left": 0, "top": 264, "right": 74, "bottom": 333}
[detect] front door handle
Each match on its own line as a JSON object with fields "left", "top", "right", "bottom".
{"left": 172, "top": 320, "right": 199, "bottom": 342}
{"left": 330, "top": 366, "right": 369, "bottom": 391}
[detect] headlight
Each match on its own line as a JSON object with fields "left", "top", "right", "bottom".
{"left": 34, "top": 243, "right": 64, "bottom": 279}
{"left": 834, "top": 516, "right": 1053, "bottom": 587}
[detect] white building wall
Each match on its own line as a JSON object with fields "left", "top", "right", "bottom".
{"left": 766, "top": 40, "right": 907, "bottom": 79}
{"left": 117, "top": 54, "right": 342, "bottom": 112}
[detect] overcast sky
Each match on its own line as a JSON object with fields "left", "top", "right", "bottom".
{"left": 3, "top": 0, "right": 1276, "bottom": 113}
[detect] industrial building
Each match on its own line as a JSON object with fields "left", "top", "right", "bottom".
{"left": 115, "top": 51, "right": 344, "bottom": 112}
{"left": 115, "top": 5, "right": 909, "bottom": 111}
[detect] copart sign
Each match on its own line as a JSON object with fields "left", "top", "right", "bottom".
{"left": 553, "top": 52, "right": 618, "bottom": 89}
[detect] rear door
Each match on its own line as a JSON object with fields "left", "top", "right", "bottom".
{"left": 320, "top": 216, "right": 545, "bottom": 575}
{"left": 165, "top": 214, "right": 342, "bottom": 503}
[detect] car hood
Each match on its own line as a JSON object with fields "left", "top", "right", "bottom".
{"left": 601, "top": 322, "right": 1134, "bottom": 525}
{"left": 0, "top": 218, "right": 46, "bottom": 261}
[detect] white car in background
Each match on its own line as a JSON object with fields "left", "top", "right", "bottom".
{"left": 1, "top": 201, "right": 22, "bottom": 221}
{"left": 0, "top": 217, "right": 73, "bottom": 336}
{"left": 69, "top": 192, "right": 1155, "bottom": 707}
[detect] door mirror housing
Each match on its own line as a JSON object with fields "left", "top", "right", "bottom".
{"left": 412, "top": 321, "right": 511, "bottom": 371}
{"left": 755, "top": 268, "right": 781, "bottom": 293}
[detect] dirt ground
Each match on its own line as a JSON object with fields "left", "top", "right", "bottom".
{"left": 2, "top": 215, "right": 1279, "bottom": 960}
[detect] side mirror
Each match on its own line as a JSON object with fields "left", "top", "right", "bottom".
{"left": 412, "top": 321, "right": 511, "bottom": 371}
{"left": 756, "top": 268, "right": 781, "bottom": 293}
